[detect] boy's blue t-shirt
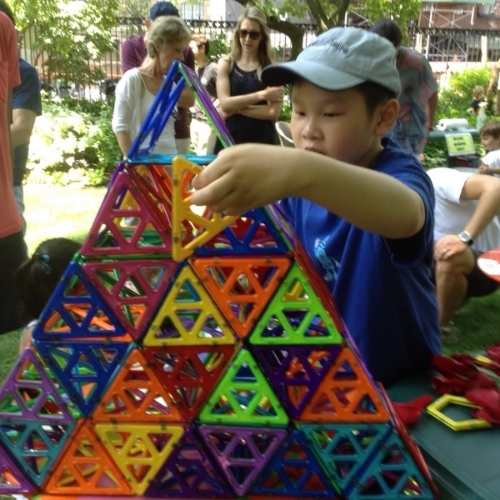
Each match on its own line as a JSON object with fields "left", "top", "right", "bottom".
{"left": 280, "top": 138, "right": 440, "bottom": 387}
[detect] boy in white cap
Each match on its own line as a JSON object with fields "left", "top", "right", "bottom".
{"left": 190, "top": 27, "right": 440, "bottom": 387}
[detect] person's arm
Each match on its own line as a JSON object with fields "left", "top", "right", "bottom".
{"left": 121, "top": 38, "right": 142, "bottom": 74}
{"left": 436, "top": 174, "right": 500, "bottom": 259}
{"left": 177, "top": 86, "right": 195, "bottom": 108}
{"left": 216, "top": 58, "right": 283, "bottom": 113}
{"left": 460, "top": 174, "right": 500, "bottom": 239}
{"left": 112, "top": 72, "right": 135, "bottom": 157}
{"left": 427, "top": 91, "right": 438, "bottom": 129}
{"left": 11, "top": 108, "right": 37, "bottom": 148}
{"left": 191, "top": 144, "right": 424, "bottom": 239}
{"left": 487, "top": 64, "right": 499, "bottom": 96}
{"left": 240, "top": 100, "right": 282, "bottom": 121}
{"left": 7, "top": 89, "right": 13, "bottom": 166}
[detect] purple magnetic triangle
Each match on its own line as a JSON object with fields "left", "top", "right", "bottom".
{"left": 0, "top": 445, "right": 35, "bottom": 494}
{"left": 179, "top": 64, "right": 234, "bottom": 148}
{"left": 250, "top": 344, "right": 342, "bottom": 419}
{"left": 0, "top": 348, "right": 74, "bottom": 423}
{"left": 199, "top": 425, "right": 287, "bottom": 497}
{"left": 146, "top": 427, "right": 232, "bottom": 498}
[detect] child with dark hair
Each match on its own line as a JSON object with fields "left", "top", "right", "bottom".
{"left": 478, "top": 120, "right": 500, "bottom": 175}
{"left": 14, "top": 237, "right": 81, "bottom": 352}
{"left": 191, "top": 27, "right": 440, "bottom": 387}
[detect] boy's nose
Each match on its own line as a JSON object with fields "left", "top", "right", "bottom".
{"left": 301, "top": 118, "right": 321, "bottom": 139}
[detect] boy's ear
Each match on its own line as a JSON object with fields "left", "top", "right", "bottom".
{"left": 374, "top": 98, "right": 400, "bottom": 136}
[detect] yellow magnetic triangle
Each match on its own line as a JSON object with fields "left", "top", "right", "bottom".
{"left": 143, "top": 264, "right": 236, "bottom": 346}
{"left": 94, "top": 422, "right": 184, "bottom": 495}
{"left": 171, "top": 156, "right": 237, "bottom": 262}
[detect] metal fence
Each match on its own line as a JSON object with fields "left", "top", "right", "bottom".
{"left": 17, "top": 19, "right": 500, "bottom": 98}
{"left": 18, "top": 18, "right": 317, "bottom": 98}
{"left": 408, "top": 27, "right": 500, "bottom": 63}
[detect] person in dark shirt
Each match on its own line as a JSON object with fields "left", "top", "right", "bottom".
{"left": 213, "top": 5, "right": 283, "bottom": 154}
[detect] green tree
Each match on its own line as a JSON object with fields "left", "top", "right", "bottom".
{"left": 231, "top": 0, "right": 421, "bottom": 59}
{"left": 10, "top": 0, "right": 119, "bottom": 86}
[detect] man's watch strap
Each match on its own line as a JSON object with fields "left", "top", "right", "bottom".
{"left": 458, "top": 231, "right": 474, "bottom": 246}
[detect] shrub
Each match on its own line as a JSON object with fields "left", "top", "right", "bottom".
{"left": 437, "top": 66, "right": 492, "bottom": 124}
{"left": 27, "top": 95, "right": 122, "bottom": 186}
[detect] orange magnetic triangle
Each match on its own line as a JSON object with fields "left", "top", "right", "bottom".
{"left": 81, "top": 170, "right": 172, "bottom": 257}
{"left": 92, "top": 348, "right": 183, "bottom": 423}
{"left": 44, "top": 420, "right": 131, "bottom": 495}
{"left": 142, "top": 344, "right": 237, "bottom": 420}
{"left": 191, "top": 256, "right": 292, "bottom": 339}
{"left": 301, "top": 348, "right": 390, "bottom": 423}
{"left": 94, "top": 422, "right": 184, "bottom": 495}
{"left": 249, "top": 263, "right": 343, "bottom": 345}
{"left": 171, "top": 156, "right": 237, "bottom": 262}
{"left": 143, "top": 264, "right": 236, "bottom": 346}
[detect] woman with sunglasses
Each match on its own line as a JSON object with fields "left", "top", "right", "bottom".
{"left": 213, "top": 5, "right": 283, "bottom": 153}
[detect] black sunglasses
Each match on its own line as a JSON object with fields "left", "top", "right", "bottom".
{"left": 237, "top": 29, "right": 261, "bottom": 40}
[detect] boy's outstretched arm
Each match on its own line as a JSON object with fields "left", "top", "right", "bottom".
{"left": 191, "top": 144, "right": 425, "bottom": 239}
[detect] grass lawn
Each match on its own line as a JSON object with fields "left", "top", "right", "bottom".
{"left": 0, "top": 179, "right": 499, "bottom": 383}
{"left": 0, "top": 182, "right": 106, "bottom": 382}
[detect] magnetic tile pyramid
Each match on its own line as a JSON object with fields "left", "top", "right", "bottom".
{"left": 0, "top": 62, "right": 437, "bottom": 499}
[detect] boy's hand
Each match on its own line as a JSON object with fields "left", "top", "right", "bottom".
{"left": 478, "top": 164, "right": 492, "bottom": 174}
{"left": 190, "top": 144, "right": 289, "bottom": 215}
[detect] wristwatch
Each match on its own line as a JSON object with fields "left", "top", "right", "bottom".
{"left": 457, "top": 231, "right": 474, "bottom": 246}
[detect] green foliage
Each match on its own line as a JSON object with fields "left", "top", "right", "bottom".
{"left": 423, "top": 66, "right": 492, "bottom": 169}
{"left": 10, "top": 0, "right": 119, "bottom": 86}
{"left": 437, "top": 66, "right": 492, "bottom": 123}
{"left": 117, "top": 0, "right": 148, "bottom": 17}
{"left": 28, "top": 95, "right": 122, "bottom": 186}
{"left": 233, "top": 0, "right": 421, "bottom": 33}
{"left": 206, "top": 31, "right": 232, "bottom": 63}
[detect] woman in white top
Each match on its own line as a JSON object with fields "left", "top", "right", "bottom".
{"left": 113, "top": 16, "right": 192, "bottom": 156}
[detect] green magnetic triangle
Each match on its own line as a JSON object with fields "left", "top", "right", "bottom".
{"left": 198, "top": 348, "right": 289, "bottom": 427}
{"left": 249, "top": 263, "right": 343, "bottom": 345}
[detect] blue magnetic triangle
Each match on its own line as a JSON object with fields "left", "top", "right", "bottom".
{"left": 34, "top": 339, "right": 130, "bottom": 416}
{"left": 0, "top": 420, "right": 74, "bottom": 486}
{"left": 250, "top": 429, "right": 337, "bottom": 497}
{"left": 346, "top": 432, "right": 435, "bottom": 499}
{"left": 32, "top": 261, "right": 126, "bottom": 341}
{"left": 194, "top": 207, "right": 293, "bottom": 256}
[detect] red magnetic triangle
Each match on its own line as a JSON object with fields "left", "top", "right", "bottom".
{"left": 82, "top": 258, "right": 179, "bottom": 340}
{"left": 142, "top": 345, "right": 236, "bottom": 420}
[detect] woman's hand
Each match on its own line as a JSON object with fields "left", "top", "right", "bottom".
{"left": 262, "top": 86, "right": 284, "bottom": 102}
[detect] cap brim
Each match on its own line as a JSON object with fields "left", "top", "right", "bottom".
{"left": 262, "top": 60, "right": 365, "bottom": 91}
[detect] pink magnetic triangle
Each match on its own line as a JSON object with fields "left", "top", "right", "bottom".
{"left": 81, "top": 170, "right": 172, "bottom": 257}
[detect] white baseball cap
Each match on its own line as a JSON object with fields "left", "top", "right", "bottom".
{"left": 262, "top": 27, "right": 401, "bottom": 95}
